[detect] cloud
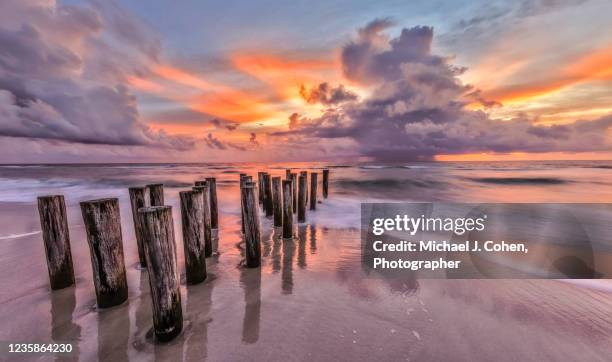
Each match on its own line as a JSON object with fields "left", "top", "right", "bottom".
{"left": 249, "top": 132, "right": 259, "bottom": 146}
{"left": 204, "top": 133, "right": 226, "bottom": 150}
{"left": 210, "top": 118, "right": 239, "bottom": 131}
{"left": 299, "top": 82, "right": 357, "bottom": 105}
{"left": 274, "top": 19, "right": 612, "bottom": 161}
{"left": 0, "top": 0, "right": 193, "bottom": 150}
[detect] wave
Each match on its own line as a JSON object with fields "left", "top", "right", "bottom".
{"left": 470, "top": 177, "right": 567, "bottom": 185}
{"left": 336, "top": 178, "right": 443, "bottom": 189}
{"left": 0, "top": 231, "right": 40, "bottom": 240}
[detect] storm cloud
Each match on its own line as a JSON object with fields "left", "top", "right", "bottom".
{"left": 277, "top": 19, "right": 612, "bottom": 161}
{"left": 0, "top": 0, "right": 194, "bottom": 150}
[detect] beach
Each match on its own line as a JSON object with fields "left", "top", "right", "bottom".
{"left": 1, "top": 161, "right": 612, "bottom": 361}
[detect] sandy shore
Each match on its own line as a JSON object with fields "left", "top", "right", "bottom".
{"left": 1, "top": 195, "right": 612, "bottom": 361}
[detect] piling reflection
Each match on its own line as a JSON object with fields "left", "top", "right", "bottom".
{"left": 309, "top": 224, "right": 317, "bottom": 254}
{"left": 185, "top": 261, "right": 216, "bottom": 360}
{"left": 50, "top": 287, "right": 80, "bottom": 361}
{"left": 271, "top": 234, "right": 282, "bottom": 273}
{"left": 240, "top": 266, "right": 261, "bottom": 344}
{"left": 97, "top": 303, "right": 130, "bottom": 361}
{"left": 297, "top": 225, "right": 307, "bottom": 269}
{"left": 281, "top": 238, "right": 295, "bottom": 294}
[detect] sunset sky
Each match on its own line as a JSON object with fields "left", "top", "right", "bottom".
{"left": 1, "top": 0, "right": 612, "bottom": 162}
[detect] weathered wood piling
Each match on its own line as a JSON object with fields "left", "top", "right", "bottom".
{"left": 128, "top": 187, "right": 148, "bottom": 267}
{"left": 282, "top": 180, "right": 293, "bottom": 239}
{"left": 310, "top": 172, "right": 318, "bottom": 210}
{"left": 241, "top": 182, "right": 261, "bottom": 268}
{"left": 263, "top": 173, "right": 273, "bottom": 217}
{"left": 272, "top": 177, "right": 282, "bottom": 227}
{"left": 300, "top": 171, "right": 308, "bottom": 201}
{"left": 322, "top": 169, "right": 329, "bottom": 199}
{"left": 290, "top": 173, "right": 297, "bottom": 213}
{"left": 147, "top": 183, "right": 164, "bottom": 206}
{"left": 37, "top": 195, "right": 75, "bottom": 290}
{"left": 193, "top": 184, "right": 213, "bottom": 257}
{"left": 206, "top": 177, "right": 219, "bottom": 229}
{"left": 257, "top": 172, "right": 265, "bottom": 205}
{"left": 138, "top": 206, "right": 183, "bottom": 342}
{"left": 179, "top": 190, "right": 207, "bottom": 284}
{"left": 80, "top": 198, "right": 128, "bottom": 308}
{"left": 240, "top": 175, "right": 248, "bottom": 234}
{"left": 298, "top": 174, "right": 307, "bottom": 223}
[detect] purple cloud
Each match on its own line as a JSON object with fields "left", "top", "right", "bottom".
{"left": 0, "top": 0, "right": 194, "bottom": 150}
{"left": 274, "top": 19, "right": 612, "bottom": 161}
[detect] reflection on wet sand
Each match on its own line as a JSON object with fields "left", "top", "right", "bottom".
{"left": 184, "top": 257, "right": 217, "bottom": 360}
{"left": 309, "top": 224, "right": 317, "bottom": 254}
{"left": 240, "top": 266, "right": 261, "bottom": 344}
{"left": 97, "top": 302, "right": 130, "bottom": 361}
{"left": 271, "top": 232, "right": 282, "bottom": 273}
{"left": 281, "top": 238, "right": 295, "bottom": 295}
{"left": 297, "top": 225, "right": 307, "bottom": 269}
{"left": 50, "top": 287, "right": 80, "bottom": 361}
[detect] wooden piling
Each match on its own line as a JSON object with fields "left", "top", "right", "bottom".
{"left": 192, "top": 184, "right": 213, "bottom": 257}
{"left": 298, "top": 174, "right": 307, "bottom": 223}
{"left": 263, "top": 173, "right": 273, "bottom": 217}
{"left": 241, "top": 183, "right": 261, "bottom": 268}
{"left": 285, "top": 169, "right": 291, "bottom": 179}
{"left": 271, "top": 177, "right": 282, "bottom": 227}
{"left": 322, "top": 169, "right": 330, "bottom": 199}
{"left": 290, "top": 173, "right": 297, "bottom": 213}
{"left": 179, "top": 190, "right": 207, "bottom": 284}
{"left": 147, "top": 184, "right": 164, "bottom": 206}
{"left": 37, "top": 195, "right": 75, "bottom": 290}
{"left": 128, "top": 187, "right": 148, "bottom": 267}
{"left": 257, "top": 172, "right": 265, "bottom": 205}
{"left": 80, "top": 198, "right": 128, "bottom": 308}
{"left": 310, "top": 172, "right": 318, "bottom": 210}
{"left": 240, "top": 175, "right": 248, "bottom": 234}
{"left": 205, "top": 177, "right": 219, "bottom": 229}
{"left": 282, "top": 180, "right": 293, "bottom": 239}
{"left": 300, "top": 171, "right": 308, "bottom": 202}
{"left": 138, "top": 206, "right": 183, "bottom": 342}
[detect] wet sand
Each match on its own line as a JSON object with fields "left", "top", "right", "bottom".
{"left": 1, "top": 162, "right": 612, "bottom": 360}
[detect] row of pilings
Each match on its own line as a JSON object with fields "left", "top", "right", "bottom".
{"left": 37, "top": 168, "right": 330, "bottom": 342}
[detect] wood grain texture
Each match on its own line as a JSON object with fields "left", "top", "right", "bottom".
{"left": 300, "top": 171, "right": 308, "bottom": 204}
{"left": 263, "top": 173, "right": 273, "bottom": 217}
{"left": 290, "top": 173, "right": 297, "bottom": 214}
{"left": 257, "top": 172, "right": 265, "bottom": 205}
{"left": 298, "top": 175, "right": 307, "bottom": 223}
{"left": 272, "top": 177, "right": 282, "bottom": 227}
{"left": 192, "top": 185, "right": 213, "bottom": 257}
{"left": 37, "top": 195, "right": 75, "bottom": 290}
{"left": 147, "top": 184, "right": 164, "bottom": 206}
{"left": 180, "top": 190, "right": 207, "bottom": 284}
{"left": 80, "top": 198, "right": 128, "bottom": 308}
{"left": 282, "top": 180, "right": 293, "bottom": 239}
{"left": 241, "top": 183, "right": 261, "bottom": 268}
{"left": 322, "top": 169, "right": 330, "bottom": 199}
{"left": 206, "top": 177, "right": 219, "bottom": 229}
{"left": 128, "top": 187, "right": 148, "bottom": 267}
{"left": 139, "top": 206, "right": 183, "bottom": 342}
{"left": 310, "top": 172, "right": 318, "bottom": 210}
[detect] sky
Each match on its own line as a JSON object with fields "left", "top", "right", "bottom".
{"left": 1, "top": 0, "right": 611, "bottom": 163}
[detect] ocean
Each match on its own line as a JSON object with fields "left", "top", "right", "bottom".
{"left": 1, "top": 161, "right": 612, "bottom": 360}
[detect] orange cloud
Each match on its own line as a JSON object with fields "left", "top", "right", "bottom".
{"left": 151, "top": 64, "right": 214, "bottom": 90}
{"left": 127, "top": 75, "right": 164, "bottom": 93}
{"left": 230, "top": 52, "right": 339, "bottom": 99}
{"left": 483, "top": 47, "right": 612, "bottom": 104}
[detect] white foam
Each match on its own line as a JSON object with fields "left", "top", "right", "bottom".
{"left": 0, "top": 231, "right": 40, "bottom": 240}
